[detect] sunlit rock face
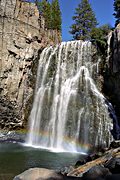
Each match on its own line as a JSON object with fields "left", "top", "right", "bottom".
{"left": 0, "top": 0, "right": 61, "bottom": 130}
{"left": 27, "top": 41, "right": 113, "bottom": 152}
{"left": 103, "top": 23, "right": 120, "bottom": 139}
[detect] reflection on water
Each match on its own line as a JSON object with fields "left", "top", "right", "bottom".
{"left": 0, "top": 142, "right": 86, "bottom": 180}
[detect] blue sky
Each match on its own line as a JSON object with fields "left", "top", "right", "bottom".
{"left": 58, "top": 0, "right": 115, "bottom": 41}
{"left": 31, "top": 0, "right": 115, "bottom": 41}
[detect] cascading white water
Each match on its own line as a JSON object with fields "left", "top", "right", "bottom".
{"left": 27, "top": 40, "right": 113, "bottom": 152}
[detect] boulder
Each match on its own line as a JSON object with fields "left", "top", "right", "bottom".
{"left": 105, "top": 155, "right": 120, "bottom": 174}
{"left": 82, "top": 165, "right": 111, "bottom": 179}
{"left": 13, "top": 168, "right": 64, "bottom": 180}
{"left": 13, "top": 168, "right": 82, "bottom": 180}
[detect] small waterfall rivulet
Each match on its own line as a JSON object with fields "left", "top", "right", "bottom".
{"left": 27, "top": 40, "right": 113, "bottom": 153}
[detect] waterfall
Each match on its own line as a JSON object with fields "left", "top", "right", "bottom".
{"left": 27, "top": 40, "right": 113, "bottom": 152}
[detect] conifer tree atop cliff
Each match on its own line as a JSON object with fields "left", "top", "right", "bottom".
{"left": 51, "top": 0, "right": 62, "bottom": 31}
{"left": 70, "top": 0, "right": 97, "bottom": 40}
{"left": 38, "top": 0, "right": 51, "bottom": 29}
{"left": 37, "top": 0, "right": 61, "bottom": 31}
{"left": 113, "top": 0, "right": 120, "bottom": 26}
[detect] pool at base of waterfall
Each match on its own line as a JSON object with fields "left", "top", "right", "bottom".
{"left": 0, "top": 142, "right": 86, "bottom": 180}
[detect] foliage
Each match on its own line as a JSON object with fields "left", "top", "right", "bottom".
{"left": 90, "top": 24, "right": 112, "bottom": 53}
{"left": 51, "top": 0, "right": 62, "bottom": 31}
{"left": 38, "top": 0, "right": 51, "bottom": 28}
{"left": 70, "top": 0, "right": 97, "bottom": 40}
{"left": 113, "top": 0, "right": 120, "bottom": 26}
{"left": 37, "top": 0, "right": 61, "bottom": 31}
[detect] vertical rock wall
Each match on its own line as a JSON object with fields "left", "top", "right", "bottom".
{"left": 0, "top": 0, "right": 61, "bottom": 130}
{"left": 104, "top": 24, "right": 120, "bottom": 128}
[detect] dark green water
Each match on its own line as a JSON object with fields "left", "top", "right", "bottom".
{"left": 0, "top": 142, "right": 86, "bottom": 180}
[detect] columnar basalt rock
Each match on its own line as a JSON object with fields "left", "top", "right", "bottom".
{"left": 0, "top": 0, "right": 61, "bottom": 130}
{"left": 109, "top": 24, "right": 120, "bottom": 73}
{"left": 103, "top": 24, "right": 120, "bottom": 139}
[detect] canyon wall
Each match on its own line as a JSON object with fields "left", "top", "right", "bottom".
{"left": 103, "top": 24, "right": 120, "bottom": 128}
{"left": 0, "top": 0, "right": 61, "bottom": 130}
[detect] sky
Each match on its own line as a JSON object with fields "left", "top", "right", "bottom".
{"left": 59, "top": 0, "right": 115, "bottom": 41}
{"left": 58, "top": 0, "right": 115, "bottom": 41}
{"left": 31, "top": 0, "right": 115, "bottom": 41}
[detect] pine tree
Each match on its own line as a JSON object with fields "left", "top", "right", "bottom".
{"left": 113, "top": 0, "right": 120, "bottom": 26}
{"left": 38, "top": 0, "right": 51, "bottom": 29}
{"left": 45, "top": 1, "right": 51, "bottom": 29}
{"left": 51, "top": 0, "right": 62, "bottom": 31}
{"left": 37, "top": 0, "right": 61, "bottom": 30}
{"left": 70, "top": 0, "right": 97, "bottom": 40}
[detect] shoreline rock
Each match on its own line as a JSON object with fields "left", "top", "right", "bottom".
{"left": 66, "top": 141, "right": 120, "bottom": 179}
{"left": 0, "top": 131, "right": 26, "bottom": 143}
{"left": 13, "top": 168, "right": 82, "bottom": 180}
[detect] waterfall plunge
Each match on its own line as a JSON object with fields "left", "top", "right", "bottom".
{"left": 27, "top": 41, "right": 113, "bottom": 153}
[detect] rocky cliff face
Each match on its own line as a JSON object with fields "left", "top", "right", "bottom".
{"left": 0, "top": 0, "right": 61, "bottom": 130}
{"left": 103, "top": 24, "right": 120, "bottom": 130}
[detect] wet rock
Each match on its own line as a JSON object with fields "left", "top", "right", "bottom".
{"left": 0, "top": 131, "right": 25, "bottom": 143}
{"left": 110, "top": 141, "right": 120, "bottom": 148}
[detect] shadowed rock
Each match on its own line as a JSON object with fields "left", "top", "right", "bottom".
{"left": 82, "top": 165, "right": 111, "bottom": 179}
